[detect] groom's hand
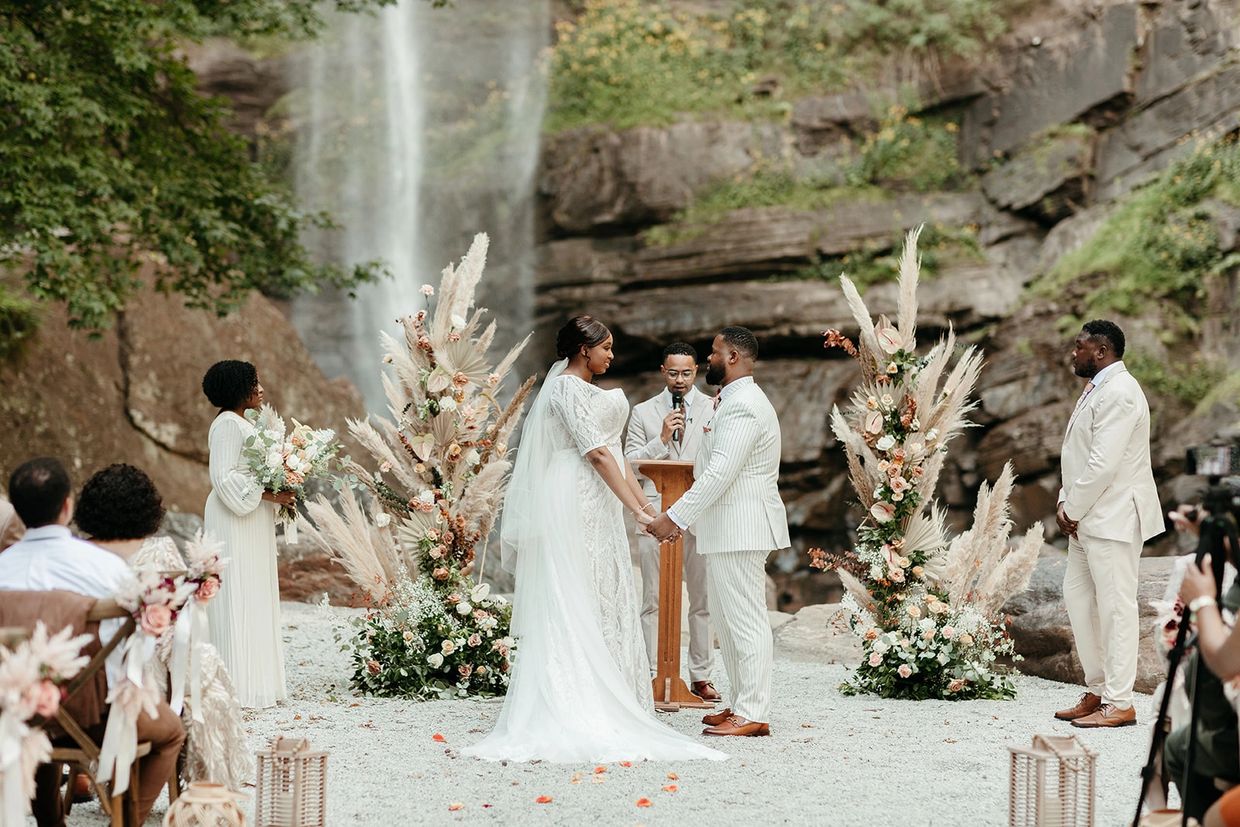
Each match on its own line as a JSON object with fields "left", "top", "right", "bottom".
{"left": 647, "top": 512, "right": 681, "bottom": 543}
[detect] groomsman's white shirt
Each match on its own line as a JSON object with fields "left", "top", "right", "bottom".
{"left": 0, "top": 524, "right": 132, "bottom": 688}
{"left": 667, "top": 377, "right": 790, "bottom": 552}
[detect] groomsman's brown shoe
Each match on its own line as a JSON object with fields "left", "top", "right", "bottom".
{"left": 1071, "top": 703, "right": 1136, "bottom": 728}
{"left": 1053, "top": 692, "right": 1102, "bottom": 721}
{"left": 691, "top": 681, "right": 722, "bottom": 702}
{"left": 702, "top": 708, "right": 732, "bottom": 727}
{"left": 703, "top": 715, "right": 770, "bottom": 737}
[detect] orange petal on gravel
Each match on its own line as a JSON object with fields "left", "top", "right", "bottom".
{"left": 447, "top": 803, "right": 464, "bottom": 811}
{"left": 663, "top": 785, "right": 679, "bottom": 793}
{"left": 431, "top": 733, "right": 446, "bottom": 743}
{"left": 636, "top": 797, "right": 653, "bottom": 807}
{"left": 593, "top": 765, "right": 607, "bottom": 774}
{"left": 536, "top": 795, "right": 553, "bottom": 804}
{"left": 619, "top": 761, "right": 633, "bottom": 768}
{"left": 666, "top": 772, "right": 679, "bottom": 780}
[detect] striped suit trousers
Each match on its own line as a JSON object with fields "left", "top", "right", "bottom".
{"left": 705, "top": 548, "right": 773, "bottom": 723}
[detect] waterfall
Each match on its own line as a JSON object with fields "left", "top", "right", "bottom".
{"left": 291, "top": 0, "right": 549, "bottom": 410}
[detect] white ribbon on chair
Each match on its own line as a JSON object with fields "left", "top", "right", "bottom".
{"left": 166, "top": 579, "right": 200, "bottom": 718}
{"left": 97, "top": 634, "right": 160, "bottom": 796}
{"left": 0, "top": 712, "right": 52, "bottom": 826}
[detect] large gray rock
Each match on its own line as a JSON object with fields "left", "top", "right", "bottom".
{"left": 1094, "top": 62, "right": 1240, "bottom": 201}
{"left": 1133, "top": 0, "right": 1240, "bottom": 105}
{"left": 1035, "top": 201, "right": 1117, "bottom": 274}
{"left": 1005, "top": 553, "right": 1175, "bottom": 693}
{"left": 981, "top": 130, "right": 1094, "bottom": 221}
{"left": 539, "top": 120, "right": 789, "bottom": 234}
{"left": 976, "top": 399, "right": 1075, "bottom": 480}
{"left": 774, "top": 602, "right": 863, "bottom": 664}
{"left": 962, "top": 3, "right": 1139, "bottom": 167}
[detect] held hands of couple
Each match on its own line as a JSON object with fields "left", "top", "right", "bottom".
{"left": 645, "top": 512, "right": 681, "bottom": 544}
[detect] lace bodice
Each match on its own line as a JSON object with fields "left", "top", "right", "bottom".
{"left": 548, "top": 375, "right": 628, "bottom": 455}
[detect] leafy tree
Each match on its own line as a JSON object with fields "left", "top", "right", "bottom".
{"left": 0, "top": 0, "right": 421, "bottom": 331}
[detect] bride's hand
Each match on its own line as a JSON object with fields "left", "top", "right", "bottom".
{"left": 635, "top": 510, "right": 655, "bottom": 527}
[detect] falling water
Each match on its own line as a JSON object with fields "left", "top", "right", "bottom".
{"left": 291, "top": 0, "right": 549, "bottom": 410}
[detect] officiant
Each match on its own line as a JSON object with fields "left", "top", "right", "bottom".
{"left": 625, "top": 342, "right": 720, "bottom": 703}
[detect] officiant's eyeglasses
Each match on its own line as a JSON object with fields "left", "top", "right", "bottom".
{"left": 664, "top": 369, "right": 695, "bottom": 379}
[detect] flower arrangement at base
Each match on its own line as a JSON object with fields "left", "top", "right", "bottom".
{"left": 0, "top": 622, "right": 92, "bottom": 824}
{"left": 241, "top": 406, "right": 343, "bottom": 539}
{"left": 300, "top": 232, "right": 534, "bottom": 699}
{"left": 809, "top": 225, "right": 1043, "bottom": 701}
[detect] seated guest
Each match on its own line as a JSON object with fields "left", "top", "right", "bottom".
{"left": 0, "top": 457, "right": 185, "bottom": 826}
{"left": 76, "top": 463, "right": 252, "bottom": 789}
{"left": 0, "top": 490, "right": 24, "bottom": 550}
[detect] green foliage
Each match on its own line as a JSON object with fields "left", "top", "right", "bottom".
{"left": 0, "top": 284, "right": 39, "bottom": 359}
{"left": 547, "top": 0, "right": 1015, "bottom": 132}
{"left": 1040, "top": 137, "right": 1240, "bottom": 331}
{"left": 848, "top": 106, "right": 966, "bottom": 192}
{"left": 1126, "top": 354, "right": 1227, "bottom": 409}
{"left": 344, "top": 577, "right": 514, "bottom": 700}
{"left": 0, "top": 1, "right": 405, "bottom": 331}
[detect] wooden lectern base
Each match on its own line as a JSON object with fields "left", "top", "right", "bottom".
{"left": 636, "top": 459, "right": 716, "bottom": 712}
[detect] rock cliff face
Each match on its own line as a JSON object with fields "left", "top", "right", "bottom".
{"left": 533, "top": 0, "right": 1240, "bottom": 611}
{"left": 0, "top": 272, "right": 364, "bottom": 515}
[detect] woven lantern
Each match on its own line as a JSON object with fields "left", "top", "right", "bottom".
{"left": 163, "top": 782, "right": 246, "bottom": 827}
{"left": 1008, "top": 734, "right": 1098, "bottom": 827}
{"left": 255, "top": 737, "right": 328, "bottom": 827}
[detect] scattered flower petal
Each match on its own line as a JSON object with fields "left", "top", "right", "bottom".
{"left": 447, "top": 803, "right": 463, "bottom": 812}
{"left": 666, "top": 772, "right": 679, "bottom": 780}
{"left": 535, "top": 795, "right": 553, "bottom": 804}
{"left": 636, "top": 798, "right": 653, "bottom": 808}
{"left": 663, "top": 785, "right": 679, "bottom": 793}
{"left": 432, "top": 733, "right": 446, "bottom": 743}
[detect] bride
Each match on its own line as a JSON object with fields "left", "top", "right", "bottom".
{"left": 464, "top": 316, "right": 725, "bottom": 763}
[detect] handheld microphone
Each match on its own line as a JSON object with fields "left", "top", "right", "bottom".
{"left": 671, "top": 391, "right": 684, "bottom": 443}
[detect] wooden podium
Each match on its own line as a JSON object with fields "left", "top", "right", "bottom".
{"left": 635, "top": 459, "right": 714, "bottom": 712}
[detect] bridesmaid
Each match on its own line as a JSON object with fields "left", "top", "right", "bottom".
{"left": 201, "top": 360, "right": 293, "bottom": 708}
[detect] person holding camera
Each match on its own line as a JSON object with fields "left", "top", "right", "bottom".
{"left": 1176, "top": 552, "right": 1240, "bottom": 826}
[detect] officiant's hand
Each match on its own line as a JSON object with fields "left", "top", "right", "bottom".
{"left": 647, "top": 512, "right": 681, "bottom": 543}
{"left": 660, "top": 409, "right": 685, "bottom": 445}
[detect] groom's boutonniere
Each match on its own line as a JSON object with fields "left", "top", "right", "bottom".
{"left": 702, "top": 423, "right": 712, "bottom": 435}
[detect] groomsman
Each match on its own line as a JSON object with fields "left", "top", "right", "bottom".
{"left": 648, "top": 327, "right": 789, "bottom": 737}
{"left": 1054, "top": 320, "right": 1163, "bottom": 728}
{"left": 625, "top": 342, "right": 720, "bottom": 703}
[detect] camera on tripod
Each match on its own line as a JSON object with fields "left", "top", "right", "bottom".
{"left": 1185, "top": 441, "right": 1240, "bottom": 524}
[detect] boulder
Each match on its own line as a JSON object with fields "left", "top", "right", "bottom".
{"left": 961, "top": 3, "right": 1139, "bottom": 167}
{"left": 1005, "top": 552, "right": 1175, "bottom": 693}
{"left": 539, "top": 120, "right": 789, "bottom": 234}
{"left": 981, "top": 129, "right": 1094, "bottom": 222}
{"left": 976, "top": 400, "right": 1075, "bottom": 480}
{"left": 0, "top": 278, "right": 365, "bottom": 513}
{"left": 1035, "top": 201, "right": 1117, "bottom": 274}
{"left": 774, "top": 602, "right": 863, "bottom": 664}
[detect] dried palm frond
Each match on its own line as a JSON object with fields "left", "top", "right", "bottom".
{"left": 298, "top": 489, "right": 398, "bottom": 602}
{"left": 895, "top": 224, "right": 923, "bottom": 346}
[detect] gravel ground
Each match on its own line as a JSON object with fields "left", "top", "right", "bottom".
{"left": 49, "top": 602, "right": 1159, "bottom": 826}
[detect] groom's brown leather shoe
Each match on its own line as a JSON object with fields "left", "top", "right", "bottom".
{"left": 1054, "top": 692, "right": 1101, "bottom": 721}
{"left": 702, "top": 707, "right": 732, "bottom": 727}
{"left": 703, "top": 715, "right": 770, "bottom": 737}
{"left": 1071, "top": 703, "right": 1136, "bottom": 728}
{"left": 691, "top": 681, "right": 722, "bottom": 702}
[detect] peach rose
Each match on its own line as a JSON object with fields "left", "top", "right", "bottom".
{"left": 868, "top": 651, "right": 883, "bottom": 667}
{"left": 366, "top": 659, "right": 382, "bottom": 676}
{"left": 458, "top": 664, "right": 472, "bottom": 678}
{"left": 140, "top": 604, "right": 173, "bottom": 636}
{"left": 897, "top": 664, "right": 912, "bottom": 678}
{"left": 432, "top": 567, "right": 450, "bottom": 581}
{"left": 467, "top": 633, "right": 482, "bottom": 647}
{"left": 195, "top": 576, "right": 220, "bottom": 603}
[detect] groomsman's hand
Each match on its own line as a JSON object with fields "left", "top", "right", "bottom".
{"left": 646, "top": 512, "right": 681, "bottom": 543}
{"left": 1056, "top": 503, "right": 1078, "bottom": 539}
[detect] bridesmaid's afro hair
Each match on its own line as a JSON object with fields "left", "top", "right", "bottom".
{"left": 74, "top": 463, "right": 165, "bottom": 541}
{"left": 202, "top": 360, "right": 259, "bottom": 410}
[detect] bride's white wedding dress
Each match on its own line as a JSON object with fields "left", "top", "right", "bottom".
{"left": 464, "top": 361, "right": 725, "bottom": 764}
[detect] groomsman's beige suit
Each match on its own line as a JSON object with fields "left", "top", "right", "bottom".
{"left": 666, "top": 374, "right": 789, "bottom": 732}
{"left": 626, "top": 386, "right": 716, "bottom": 683}
{"left": 1057, "top": 344, "right": 1162, "bottom": 726}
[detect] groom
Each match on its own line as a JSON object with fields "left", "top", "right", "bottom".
{"left": 647, "top": 326, "right": 789, "bottom": 737}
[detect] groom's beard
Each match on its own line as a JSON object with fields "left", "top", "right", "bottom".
{"left": 705, "top": 363, "right": 724, "bottom": 385}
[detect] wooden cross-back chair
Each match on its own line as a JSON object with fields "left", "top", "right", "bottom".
{"left": 21, "top": 597, "right": 181, "bottom": 826}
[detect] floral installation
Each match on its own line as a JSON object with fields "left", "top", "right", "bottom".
{"left": 242, "top": 406, "right": 344, "bottom": 541}
{"left": 300, "top": 232, "right": 534, "bottom": 699}
{"left": 809, "top": 225, "right": 1042, "bottom": 701}
{"left": 0, "top": 622, "right": 92, "bottom": 823}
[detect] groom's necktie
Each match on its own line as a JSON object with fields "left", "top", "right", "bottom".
{"left": 1066, "top": 380, "right": 1095, "bottom": 432}
{"left": 712, "top": 392, "right": 721, "bottom": 411}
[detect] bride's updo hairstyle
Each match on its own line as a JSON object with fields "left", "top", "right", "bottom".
{"left": 556, "top": 315, "right": 610, "bottom": 359}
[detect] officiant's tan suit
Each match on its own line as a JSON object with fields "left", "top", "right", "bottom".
{"left": 1059, "top": 360, "right": 1162, "bottom": 710}
{"left": 667, "top": 377, "right": 789, "bottom": 725}
{"left": 626, "top": 385, "right": 716, "bottom": 681}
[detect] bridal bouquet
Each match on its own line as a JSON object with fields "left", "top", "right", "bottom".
{"left": 300, "top": 233, "right": 534, "bottom": 700}
{"left": 809, "top": 226, "right": 1041, "bottom": 701}
{"left": 243, "top": 405, "right": 343, "bottom": 536}
{"left": 0, "top": 622, "right": 92, "bottom": 823}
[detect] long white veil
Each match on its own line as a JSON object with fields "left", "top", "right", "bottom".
{"left": 498, "top": 358, "right": 567, "bottom": 577}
